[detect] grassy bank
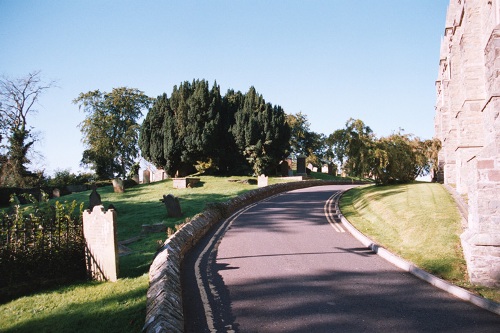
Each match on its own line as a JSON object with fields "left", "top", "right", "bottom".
{"left": 0, "top": 176, "right": 257, "bottom": 333}
{"left": 340, "top": 182, "right": 499, "bottom": 302}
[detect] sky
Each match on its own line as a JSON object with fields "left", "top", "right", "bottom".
{"left": 0, "top": 0, "right": 450, "bottom": 176}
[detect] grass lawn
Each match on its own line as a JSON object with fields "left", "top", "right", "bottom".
{"left": 340, "top": 182, "right": 500, "bottom": 302}
{"left": 0, "top": 175, "right": 497, "bottom": 332}
{"left": 0, "top": 176, "right": 257, "bottom": 333}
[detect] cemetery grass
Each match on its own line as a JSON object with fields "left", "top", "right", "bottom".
{"left": 0, "top": 176, "right": 257, "bottom": 333}
{"left": 340, "top": 182, "right": 500, "bottom": 302}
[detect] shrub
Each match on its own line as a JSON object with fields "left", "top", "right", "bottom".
{"left": 0, "top": 193, "right": 86, "bottom": 302}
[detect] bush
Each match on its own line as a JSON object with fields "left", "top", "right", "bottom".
{"left": 0, "top": 193, "right": 86, "bottom": 302}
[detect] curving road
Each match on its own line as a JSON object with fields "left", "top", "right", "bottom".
{"left": 182, "top": 185, "right": 500, "bottom": 332}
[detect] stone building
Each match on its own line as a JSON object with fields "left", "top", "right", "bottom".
{"left": 435, "top": 0, "right": 499, "bottom": 287}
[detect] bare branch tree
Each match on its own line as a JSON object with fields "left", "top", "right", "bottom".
{"left": 0, "top": 71, "right": 55, "bottom": 186}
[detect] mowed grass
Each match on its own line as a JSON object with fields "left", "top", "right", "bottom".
{"left": 0, "top": 176, "right": 257, "bottom": 333}
{"left": 1, "top": 176, "right": 498, "bottom": 332}
{"left": 340, "top": 182, "right": 500, "bottom": 302}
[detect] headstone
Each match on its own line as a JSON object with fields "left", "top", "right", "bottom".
{"left": 83, "top": 205, "right": 119, "bottom": 282}
{"left": 296, "top": 155, "right": 306, "bottom": 175}
{"left": 112, "top": 179, "right": 124, "bottom": 193}
{"left": 88, "top": 187, "right": 102, "bottom": 210}
{"left": 132, "top": 175, "right": 140, "bottom": 184}
{"left": 143, "top": 170, "right": 151, "bottom": 184}
{"left": 258, "top": 174, "right": 268, "bottom": 187}
{"left": 161, "top": 194, "right": 182, "bottom": 218}
{"left": 280, "top": 161, "right": 289, "bottom": 177}
{"left": 329, "top": 164, "right": 336, "bottom": 175}
{"left": 52, "top": 188, "right": 61, "bottom": 198}
{"left": 321, "top": 165, "right": 329, "bottom": 173}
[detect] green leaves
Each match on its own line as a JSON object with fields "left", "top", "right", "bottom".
{"left": 329, "top": 119, "right": 441, "bottom": 184}
{"left": 74, "top": 87, "right": 151, "bottom": 179}
{"left": 140, "top": 81, "right": 291, "bottom": 177}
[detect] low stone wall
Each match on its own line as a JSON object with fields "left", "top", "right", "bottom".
{"left": 143, "top": 180, "right": 365, "bottom": 332}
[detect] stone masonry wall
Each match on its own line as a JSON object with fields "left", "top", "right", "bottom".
{"left": 435, "top": 0, "right": 500, "bottom": 287}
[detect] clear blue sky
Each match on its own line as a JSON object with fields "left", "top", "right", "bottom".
{"left": 0, "top": 0, "right": 449, "bottom": 176}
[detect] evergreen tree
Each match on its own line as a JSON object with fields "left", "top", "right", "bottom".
{"left": 139, "top": 93, "right": 168, "bottom": 169}
{"left": 232, "top": 87, "right": 290, "bottom": 175}
{"left": 219, "top": 89, "right": 247, "bottom": 174}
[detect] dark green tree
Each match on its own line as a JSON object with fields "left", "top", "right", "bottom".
{"left": 217, "top": 89, "right": 247, "bottom": 174}
{"left": 74, "top": 87, "right": 151, "bottom": 179}
{"left": 167, "top": 80, "right": 222, "bottom": 176}
{"left": 139, "top": 93, "right": 169, "bottom": 169}
{"left": 231, "top": 87, "right": 290, "bottom": 175}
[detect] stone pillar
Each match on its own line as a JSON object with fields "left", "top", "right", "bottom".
{"left": 296, "top": 155, "right": 306, "bottom": 175}
{"left": 436, "top": 2, "right": 500, "bottom": 287}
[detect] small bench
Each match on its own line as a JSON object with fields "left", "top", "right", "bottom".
{"left": 172, "top": 177, "right": 201, "bottom": 189}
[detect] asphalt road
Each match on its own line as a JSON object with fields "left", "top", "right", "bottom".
{"left": 182, "top": 185, "right": 500, "bottom": 332}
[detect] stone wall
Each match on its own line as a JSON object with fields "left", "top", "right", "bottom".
{"left": 142, "top": 180, "right": 367, "bottom": 332}
{"left": 435, "top": 0, "right": 500, "bottom": 287}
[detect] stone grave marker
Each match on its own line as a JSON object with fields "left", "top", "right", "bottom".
{"left": 143, "top": 170, "right": 151, "bottom": 184}
{"left": 258, "top": 174, "right": 268, "bottom": 187}
{"left": 112, "top": 178, "right": 124, "bottom": 193}
{"left": 52, "top": 188, "right": 61, "bottom": 198}
{"left": 161, "top": 194, "right": 182, "bottom": 217}
{"left": 88, "top": 187, "right": 102, "bottom": 210}
{"left": 296, "top": 154, "right": 306, "bottom": 175}
{"left": 280, "top": 160, "right": 289, "bottom": 177}
{"left": 83, "top": 205, "right": 119, "bottom": 282}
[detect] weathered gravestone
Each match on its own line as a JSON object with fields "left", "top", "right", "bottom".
{"left": 112, "top": 178, "right": 124, "bottom": 193}
{"left": 143, "top": 170, "right": 151, "bottom": 184}
{"left": 258, "top": 174, "right": 268, "bottom": 187}
{"left": 296, "top": 154, "right": 306, "bottom": 175}
{"left": 88, "top": 186, "right": 102, "bottom": 210}
{"left": 280, "top": 160, "right": 289, "bottom": 177}
{"left": 52, "top": 188, "right": 61, "bottom": 198}
{"left": 83, "top": 205, "right": 119, "bottom": 282}
{"left": 160, "top": 194, "right": 182, "bottom": 217}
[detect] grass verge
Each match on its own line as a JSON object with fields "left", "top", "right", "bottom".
{"left": 340, "top": 182, "right": 499, "bottom": 302}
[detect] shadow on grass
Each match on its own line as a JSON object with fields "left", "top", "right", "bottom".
{"left": 1, "top": 282, "right": 147, "bottom": 333}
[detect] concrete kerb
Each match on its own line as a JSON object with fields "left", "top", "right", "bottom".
{"left": 143, "top": 180, "right": 363, "bottom": 332}
{"left": 339, "top": 214, "right": 500, "bottom": 316}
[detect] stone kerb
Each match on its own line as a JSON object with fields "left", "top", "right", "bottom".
{"left": 143, "top": 180, "right": 368, "bottom": 333}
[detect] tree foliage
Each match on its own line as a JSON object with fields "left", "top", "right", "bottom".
{"left": 286, "top": 112, "right": 326, "bottom": 167}
{"left": 328, "top": 118, "right": 441, "bottom": 184}
{"left": 74, "top": 87, "right": 151, "bottom": 180}
{"left": 140, "top": 82, "right": 290, "bottom": 176}
{"left": 231, "top": 87, "right": 290, "bottom": 175}
{"left": 0, "top": 71, "right": 53, "bottom": 187}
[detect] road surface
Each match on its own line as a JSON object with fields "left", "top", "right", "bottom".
{"left": 182, "top": 185, "right": 500, "bottom": 332}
